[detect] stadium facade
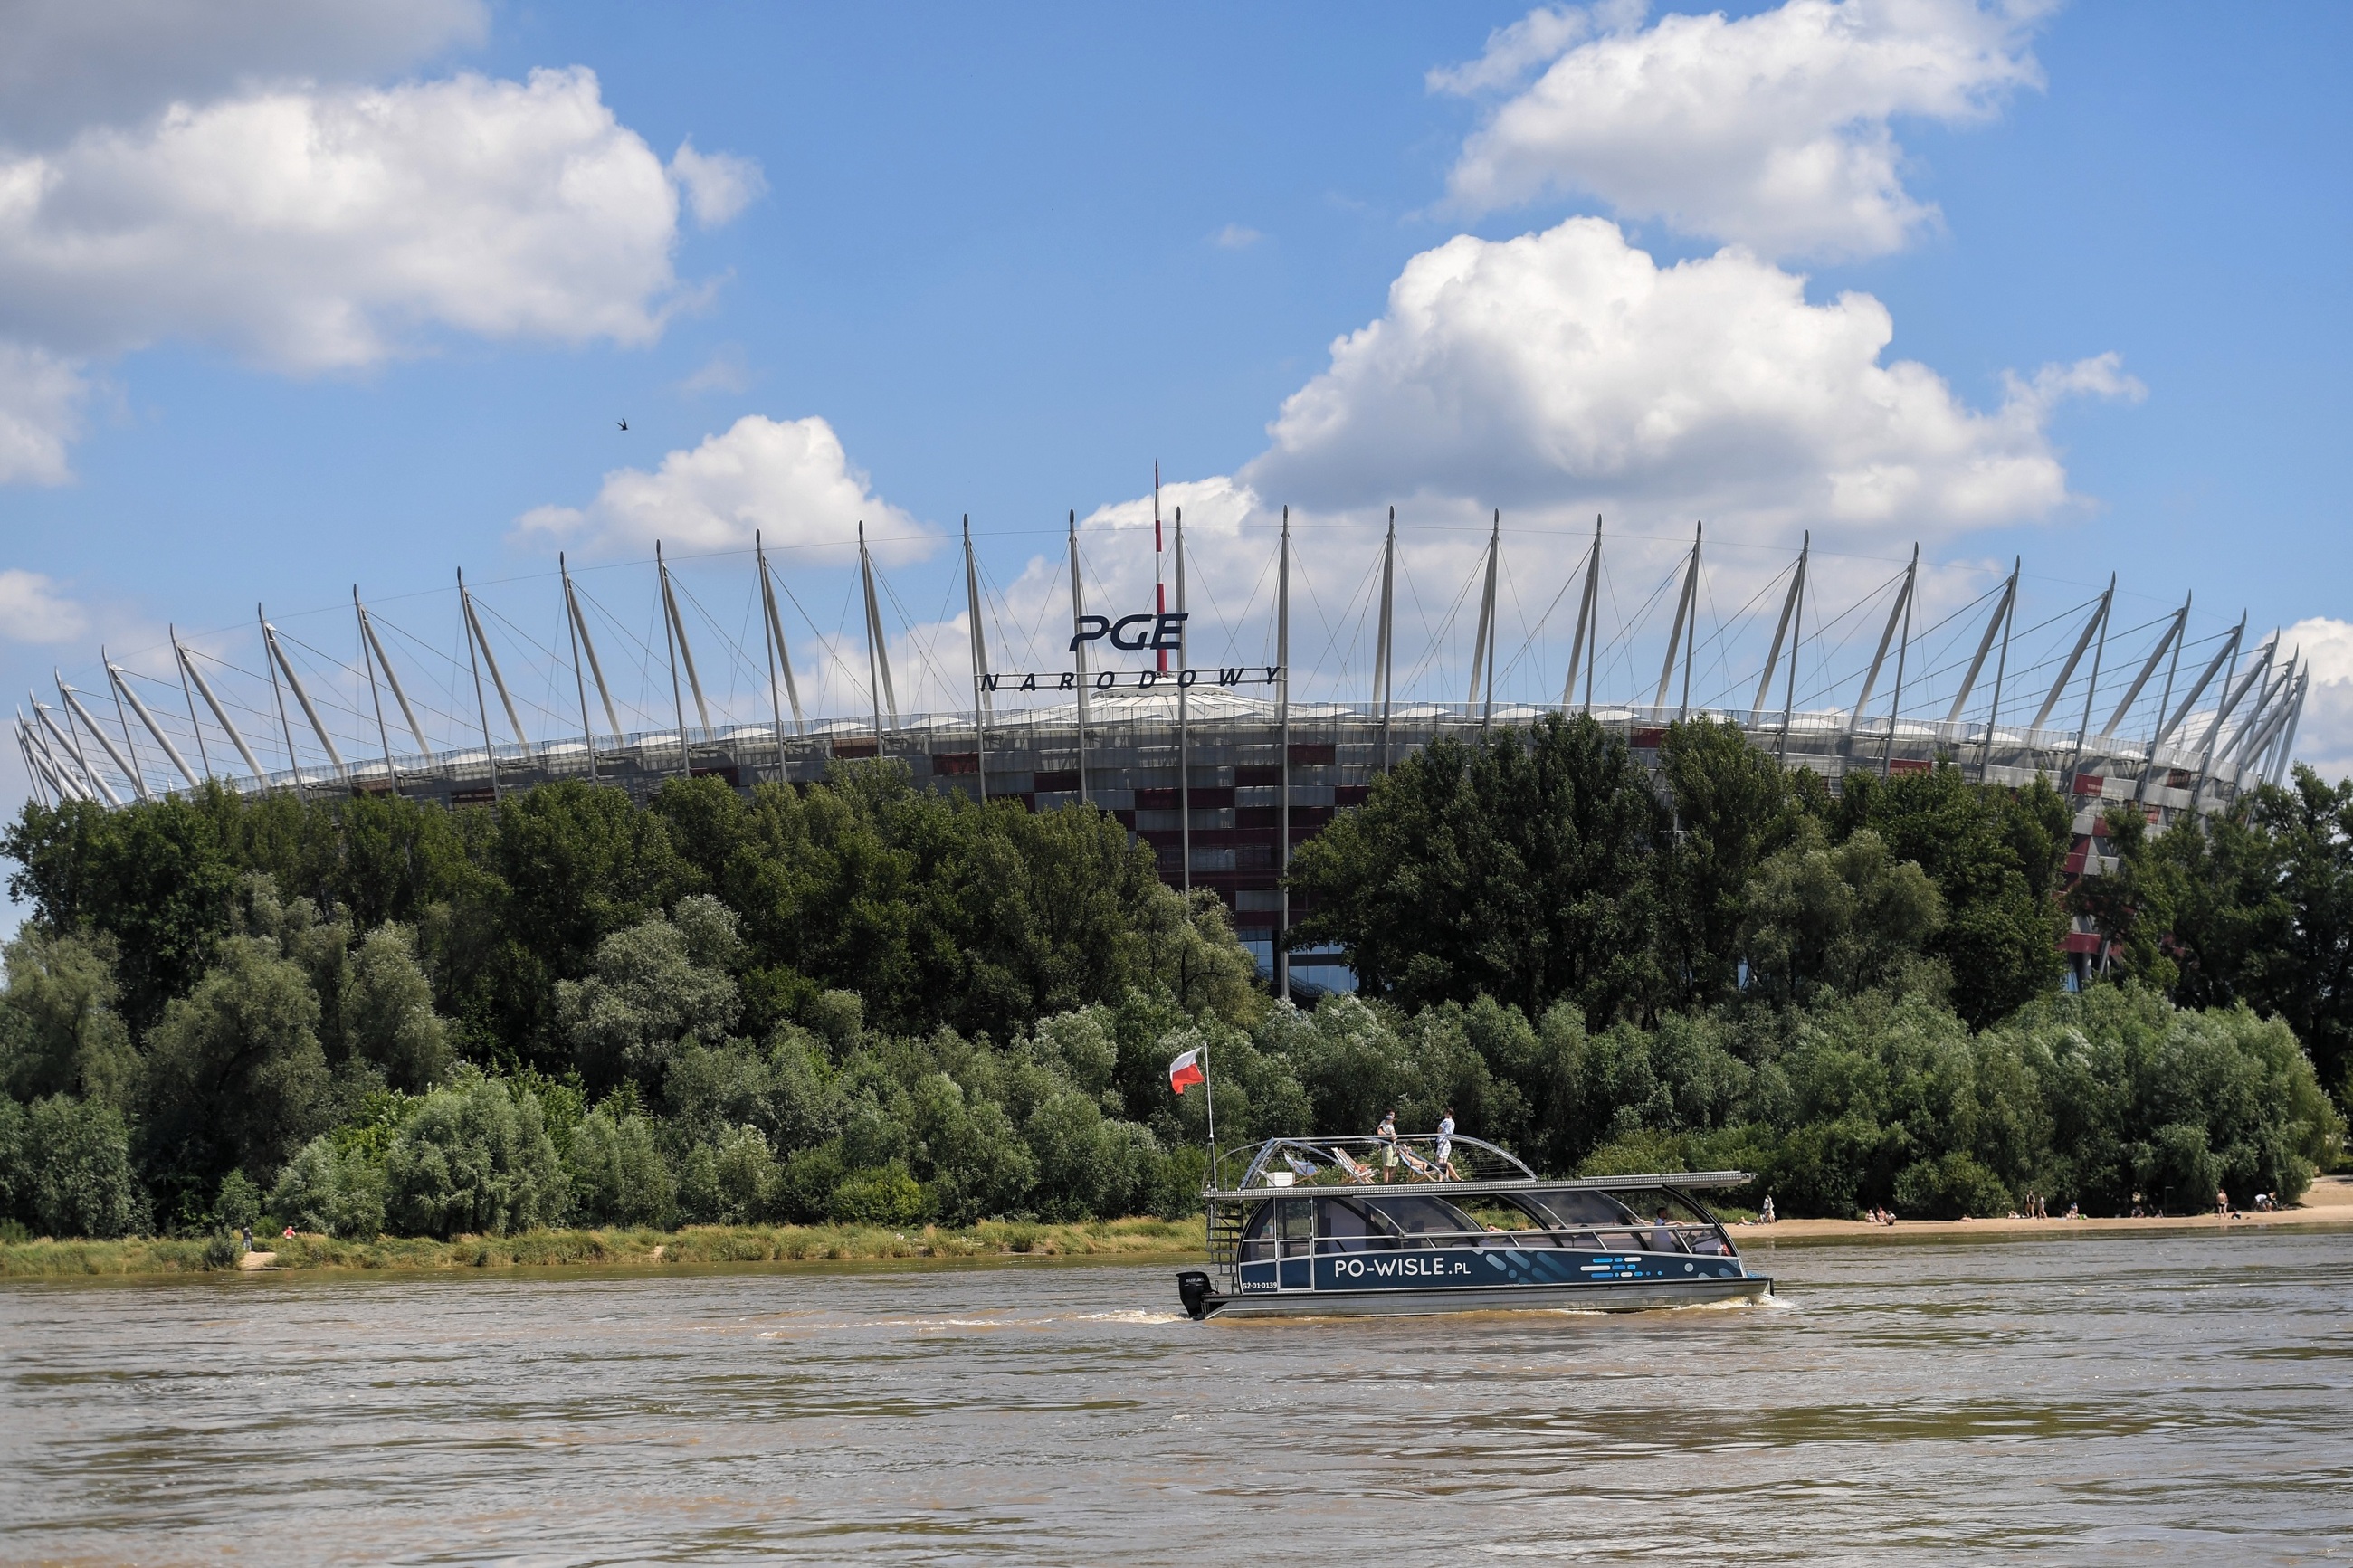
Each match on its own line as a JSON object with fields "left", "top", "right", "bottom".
{"left": 14, "top": 519, "right": 2310, "bottom": 995}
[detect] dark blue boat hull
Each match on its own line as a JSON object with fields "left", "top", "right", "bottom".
{"left": 1198, "top": 1246, "right": 1767, "bottom": 1318}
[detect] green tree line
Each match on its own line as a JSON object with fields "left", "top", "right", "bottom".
{"left": 1, "top": 725, "right": 2342, "bottom": 1240}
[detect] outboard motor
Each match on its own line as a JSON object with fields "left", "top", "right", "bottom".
{"left": 1176, "top": 1270, "right": 1214, "bottom": 1321}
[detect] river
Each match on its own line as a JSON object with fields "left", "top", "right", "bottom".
{"left": 5, "top": 1225, "right": 2350, "bottom": 1563}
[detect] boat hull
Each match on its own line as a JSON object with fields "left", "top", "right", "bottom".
{"left": 1196, "top": 1273, "right": 1771, "bottom": 1319}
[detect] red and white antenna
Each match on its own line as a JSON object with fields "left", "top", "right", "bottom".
{"left": 1154, "top": 461, "right": 1167, "bottom": 674}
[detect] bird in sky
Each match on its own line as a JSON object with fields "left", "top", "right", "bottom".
{"left": 616, "top": 418, "right": 629, "bottom": 431}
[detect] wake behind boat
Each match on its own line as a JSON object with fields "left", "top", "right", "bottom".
{"left": 1175, "top": 1136, "right": 1771, "bottom": 1320}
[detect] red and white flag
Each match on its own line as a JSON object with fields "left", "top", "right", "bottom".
{"left": 1167, "top": 1048, "right": 1205, "bottom": 1095}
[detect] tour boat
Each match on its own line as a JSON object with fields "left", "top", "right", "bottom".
{"left": 1175, "top": 1135, "right": 1770, "bottom": 1319}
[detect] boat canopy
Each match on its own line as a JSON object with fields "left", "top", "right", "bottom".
{"left": 1206, "top": 1135, "right": 1750, "bottom": 1199}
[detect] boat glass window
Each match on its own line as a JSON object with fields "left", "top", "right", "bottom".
{"left": 1454, "top": 1196, "right": 1543, "bottom": 1231}
{"left": 1453, "top": 1195, "right": 1564, "bottom": 1246}
{"left": 1358, "top": 1195, "right": 1477, "bottom": 1245}
{"left": 1525, "top": 1190, "right": 1638, "bottom": 1226}
{"left": 1276, "top": 1197, "right": 1314, "bottom": 1258}
{"left": 1238, "top": 1200, "right": 1273, "bottom": 1261}
{"left": 1314, "top": 1197, "right": 1398, "bottom": 1252}
{"left": 1559, "top": 1188, "right": 1725, "bottom": 1253}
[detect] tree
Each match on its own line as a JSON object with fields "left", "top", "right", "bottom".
{"left": 1837, "top": 765, "right": 2069, "bottom": 1028}
{"left": 2069, "top": 805, "right": 2179, "bottom": 992}
{"left": 2162, "top": 768, "right": 2353, "bottom": 1105}
{"left": 556, "top": 899, "right": 743, "bottom": 1091}
{"left": 1144, "top": 887, "right": 1266, "bottom": 1031}
{"left": 138, "top": 936, "right": 332, "bottom": 1213}
{"left": 341, "top": 924, "right": 453, "bottom": 1092}
{"left": 0, "top": 928, "right": 138, "bottom": 1107}
{"left": 1657, "top": 718, "right": 1805, "bottom": 1005}
{"left": 1289, "top": 714, "right": 1667, "bottom": 1021}
{"left": 3, "top": 796, "right": 240, "bottom": 1031}
{"left": 1740, "top": 826, "right": 1947, "bottom": 1004}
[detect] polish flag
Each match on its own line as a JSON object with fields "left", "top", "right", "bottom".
{"left": 1167, "top": 1048, "right": 1205, "bottom": 1095}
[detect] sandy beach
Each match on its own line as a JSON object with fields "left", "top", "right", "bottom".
{"left": 1730, "top": 1173, "right": 2353, "bottom": 1240}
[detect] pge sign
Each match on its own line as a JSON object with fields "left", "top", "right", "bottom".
{"left": 1069, "top": 613, "right": 1186, "bottom": 653}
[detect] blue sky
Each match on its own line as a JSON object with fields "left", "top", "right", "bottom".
{"left": 3, "top": 0, "right": 2349, "bottom": 845}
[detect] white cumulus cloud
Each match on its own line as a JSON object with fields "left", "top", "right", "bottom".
{"left": 0, "top": 14, "right": 765, "bottom": 486}
{"left": 0, "top": 68, "right": 692, "bottom": 372}
{"left": 1243, "top": 215, "right": 2134, "bottom": 542}
{"left": 1437, "top": 0, "right": 2048, "bottom": 260}
{"left": 0, "top": 343, "right": 88, "bottom": 486}
{"left": 0, "top": 568, "right": 90, "bottom": 643}
{"left": 670, "top": 139, "right": 766, "bottom": 227}
{"left": 516, "top": 414, "right": 931, "bottom": 565}
{"left": 2283, "top": 617, "right": 2353, "bottom": 783}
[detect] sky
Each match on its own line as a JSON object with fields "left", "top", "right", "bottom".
{"left": 4, "top": 0, "right": 2350, "bottom": 867}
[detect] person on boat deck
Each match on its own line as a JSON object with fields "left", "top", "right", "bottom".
{"left": 1651, "top": 1207, "right": 1680, "bottom": 1252}
{"left": 1377, "top": 1109, "right": 1399, "bottom": 1183}
{"left": 1435, "top": 1108, "right": 1460, "bottom": 1180}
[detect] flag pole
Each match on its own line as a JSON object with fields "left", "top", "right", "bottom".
{"left": 1202, "top": 1038, "right": 1216, "bottom": 1182}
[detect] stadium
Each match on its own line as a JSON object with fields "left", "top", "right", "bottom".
{"left": 14, "top": 514, "right": 2309, "bottom": 997}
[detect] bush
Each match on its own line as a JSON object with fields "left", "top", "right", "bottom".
{"left": 1140, "top": 1142, "right": 1207, "bottom": 1221}
{"left": 2136, "top": 1123, "right": 2222, "bottom": 1214}
{"left": 214, "top": 1170, "right": 262, "bottom": 1232}
{"left": 1891, "top": 1152, "right": 2015, "bottom": 1220}
{"left": 383, "top": 1074, "right": 567, "bottom": 1238}
{"left": 677, "top": 1124, "right": 778, "bottom": 1225}
{"left": 907, "top": 1073, "right": 1034, "bottom": 1225}
{"left": 830, "top": 1164, "right": 923, "bottom": 1226}
{"left": 0, "top": 1098, "right": 25, "bottom": 1226}
{"left": 267, "top": 1136, "right": 387, "bottom": 1239}
{"left": 1758, "top": 1116, "right": 1906, "bottom": 1221}
{"left": 567, "top": 1107, "right": 676, "bottom": 1228}
{"left": 25, "top": 1095, "right": 141, "bottom": 1238}
{"left": 775, "top": 1139, "right": 847, "bottom": 1222}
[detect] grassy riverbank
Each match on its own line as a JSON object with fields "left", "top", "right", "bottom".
{"left": 0, "top": 1216, "right": 1203, "bottom": 1279}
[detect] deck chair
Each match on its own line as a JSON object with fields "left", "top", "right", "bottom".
{"left": 1329, "top": 1147, "right": 1377, "bottom": 1184}
{"left": 1393, "top": 1144, "right": 1443, "bottom": 1182}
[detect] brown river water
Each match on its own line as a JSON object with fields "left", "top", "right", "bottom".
{"left": 5, "top": 1226, "right": 2351, "bottom": 1564}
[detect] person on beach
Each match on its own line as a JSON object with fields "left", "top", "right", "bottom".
{"left": 1377, "top": 1109, "right": 1398, "bottom": 1183}
{"left": 2216, "top": 1189, "right": 2231, "bottom": 1220}
{"left": 1434, "top": 1108, "right": 1459, "bottom": 1180}
{"left": 1760, "top": 1195, "right": 1776, "bottom": 1225}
